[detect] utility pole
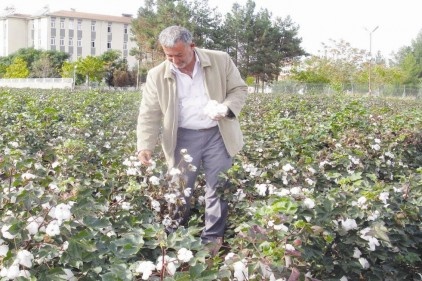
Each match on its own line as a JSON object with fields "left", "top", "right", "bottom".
{"left": 365, "top": 26, "right": 379, "bottom": 95}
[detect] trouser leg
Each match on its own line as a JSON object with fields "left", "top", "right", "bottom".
{"left": 173, "top": 127, "right": 232, "bottom": 243}
{"left": 200, "top": 128, "right": 232, "bottom": 243}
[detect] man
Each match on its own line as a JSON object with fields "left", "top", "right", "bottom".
{"left": 136, "top": 25, "right": 247, "bottom": 253}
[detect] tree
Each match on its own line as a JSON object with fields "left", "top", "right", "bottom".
{"left": 391, "top": 29, "right": 422, "bottom": 85}
{"left": 100, "top": 50, "right": 126, "bottom": 87}
{"left": 222, "top": 0, "right": 305, "bottom": 90}
{"left": 76, "top": 56, "right": 105, "bottom": 87}
{"left": 31, "top": 53, "right": 55, "bottom": 78}
{"left": 4, "top": 57, "right": 30, "bottom": 78}
{"left": 291, "top": 39, "right": 367, "bottom": 88}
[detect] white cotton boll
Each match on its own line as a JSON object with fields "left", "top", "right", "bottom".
{"left": 121, "top": 202, "right": 132, "bottom": 210}
{"left": 4, "top": 265, "right": 20, "bottom": 279}
{"left": 371, "top": 144, "right": 380, "bottom": 151}
{"left": 255, "top": 184, "right": 267, "bottom": 196}
{"left": 234, "top": 189, "right": 246, "bottom": 201}
{"left": 203, "top": 100, "right": 228, "bottom": 119}
{"left": 149, "top": 176, "right": 160, "bottom": 186}
{"left": 183, "top": 154, "right": 193, "bottom": 163}
{"left": 290, "top": 187, "right": 302, "bottom": 195}
{"left": 353, "top": 247, "right": 362, "bottom": 258}
{"left": 274, "top": 224, "right": 288, "bottom": 232}
{"left": 224, "top": 252, "right": 236, "bottom": 261}
{"left": 359, "top": 257, "right": 370, "bottom": 269}
{"left": 46, "top": 220, "right": 61, "bottom": 236}
{"left": 1, "top": 225, "right": 16, "bottom": 239}
{"left": 187, "top": 164, "right": 197, "bottom": 172}
{"left": 366, "top": 237, "right": 380, "bottom": 251}
{"left": 303, "top": 198, "right": 315, "bottom": 209}
{"left": 379, "top": 192, "right": 389, "bottom": 205}
{"left": 151, "top": 200, "right": 161, "bottom": 212}
{"left": 285, "top": 244, "right": 295, "bottom": 251}
{"left": 156, "top": 255, "right": 178, "bottom": 276}
{"left": 183, "top": 188, "right": 192, "bottom": 197}
{"left": 123, "top": 159, "right": 132, "bottom": 166}
{"left": 169, "top": 168, "right": 181, "bottom": 176}
{"left": 126, "top": 167, "right": 138, "bottom": 176}
{"left": 54, "top": 203, "right": 72, "bottom": 222}
{"left": 233, "top": 260, "right": 248, "bottom": 281}
{"left": 282, "top": 163, "right": 294, "bottom": 172}
{"left": 177, "top": 248, "right": 193, "bottom": 263}
{"left": 135, "top": 261, "right": 156, "bottom": 280}
{"left": 22, "top": 172, "right": 37, "bottom": 180}
{"left": 26, "top": 216, "right": 44, "bottom": 235}
{"left": 0, "top": 244, "right": 9, "bottom": 256}
{"left": 16, "top": 250, "right": 34, "bottom": 268}
{"left": 340, "top": 218, "right": 358, "bottom": 232}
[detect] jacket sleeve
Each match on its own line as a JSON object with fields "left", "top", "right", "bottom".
{"left": 222, "top": 53, "right": 248, "bottom": 118}
{"left": 136, "top": 72, "right": 163, "bottom": 152}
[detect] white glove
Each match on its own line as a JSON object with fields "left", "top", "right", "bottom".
{"left": 203, "top": 100, "right": 228, "bottom": 120}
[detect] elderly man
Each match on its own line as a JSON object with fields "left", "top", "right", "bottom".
{"left": 136, "top": 25, "right": 247, "bottom": 254}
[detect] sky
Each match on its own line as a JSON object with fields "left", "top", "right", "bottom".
{"left": 1, "top": 0, "right": 421, "bottom": 60}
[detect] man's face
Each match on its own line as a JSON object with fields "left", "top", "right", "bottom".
{"left": 162, "top": 41, "right": 195, "bottom": 70}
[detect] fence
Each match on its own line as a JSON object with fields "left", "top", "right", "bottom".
{"left": 0, "top": 78, "right": 73, "bottom": 89}
{"left": 270, "top": 81, "right": 422, "bottom": 99}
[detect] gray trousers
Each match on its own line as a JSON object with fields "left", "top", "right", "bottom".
{"left": 174, "top": 126, "right": 232, "bottom": 243}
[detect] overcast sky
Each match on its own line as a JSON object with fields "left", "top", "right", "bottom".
{"left": 1, "top": 0, "right": 421, "bottom": 59}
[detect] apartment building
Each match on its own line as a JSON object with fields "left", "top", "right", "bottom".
{"left": 0, "top": 8, "right": 137, "bottom": 67}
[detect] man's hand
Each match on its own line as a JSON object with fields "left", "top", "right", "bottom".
{"left": 137, "top": 149, "right": 153, "bottom": 166}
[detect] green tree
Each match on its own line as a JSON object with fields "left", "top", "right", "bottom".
{"left": 392, "top": 29, "right": 422, "bottom": 85}
{"left": 100, "top": 50, "right": 128, "bottom": 87}
{"left": 223, "top": 0, "right": 305, "bottom": 89}
{"left": 76, "top": 56, "right": 105, "bottom": 87}
{"left": 4, "top": 57, "right": 30, "bottom": 78}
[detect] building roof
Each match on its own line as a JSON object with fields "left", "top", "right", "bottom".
{"left": 0, "top": 13, "right": 31, "bottom": 19}
{"left": 35, "top": 10, "right": 134, "bottom": 24}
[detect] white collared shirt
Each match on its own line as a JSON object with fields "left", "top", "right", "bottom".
{"left": 172, "top": 53, "right": 217, "bottom": 130}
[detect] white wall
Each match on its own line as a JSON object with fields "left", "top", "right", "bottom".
{"left": 0, "top": 78, "right": 73, "bottom": 89}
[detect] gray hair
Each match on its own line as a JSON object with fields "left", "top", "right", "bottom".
{"left": 158, "top": 26, "right": 193, "bottom": 47}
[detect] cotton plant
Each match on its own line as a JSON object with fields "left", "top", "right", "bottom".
{"left": 124, "top": 148, "right": 198, "bottom": 230}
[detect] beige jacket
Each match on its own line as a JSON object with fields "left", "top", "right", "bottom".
{"left": 136, "top": 47, "right": 248, "bottom": 168}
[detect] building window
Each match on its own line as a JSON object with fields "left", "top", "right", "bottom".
{"left": 69, "top": 20, "right": 74, "bottom": 29}
{"left": 51, "top": 18, "right": 56, "bottom": 28}
{"left": 77, "top": 20, "right": 82, "bottom": 30}
{"left": 91, "top": 41, "right": 95, "bottom": 48}
{"left": 69, "top": 37, "right": 73, "bottom": 46}
{"left": 60, "top": 18, "right": 65, "bottom": 29}
{"left": 60, "top": 37, "right": 65, "bottom": 46}
{"left": 124, "top": 24, "right": 128, "bottom": 34}
{"left": 123, "top": 42, "right": 127, "bottom": 50}
{"left": 51, "top": 37, "right": 56, "bottom": 45}
{"left": 107, "top": 22, "right": 112, "bottom": 33}
{"left": 107, "top": 42, "right": 111, "bottom": 49}
{"left": 91, "top": 21, "right": 96, "bottom": 32}
{"left": 77, "top": 39, "right": 82, "bottom": 47}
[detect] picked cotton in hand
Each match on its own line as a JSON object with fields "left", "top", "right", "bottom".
{"left": 203, "top": 100, "right": 228, "bottom": 120}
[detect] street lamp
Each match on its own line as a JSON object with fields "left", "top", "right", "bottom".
{"left": 73, "top": 65, "right": 77, "bottom": 91}
{"left": 365, "top": 26, "right": 379, "bottom": 95}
